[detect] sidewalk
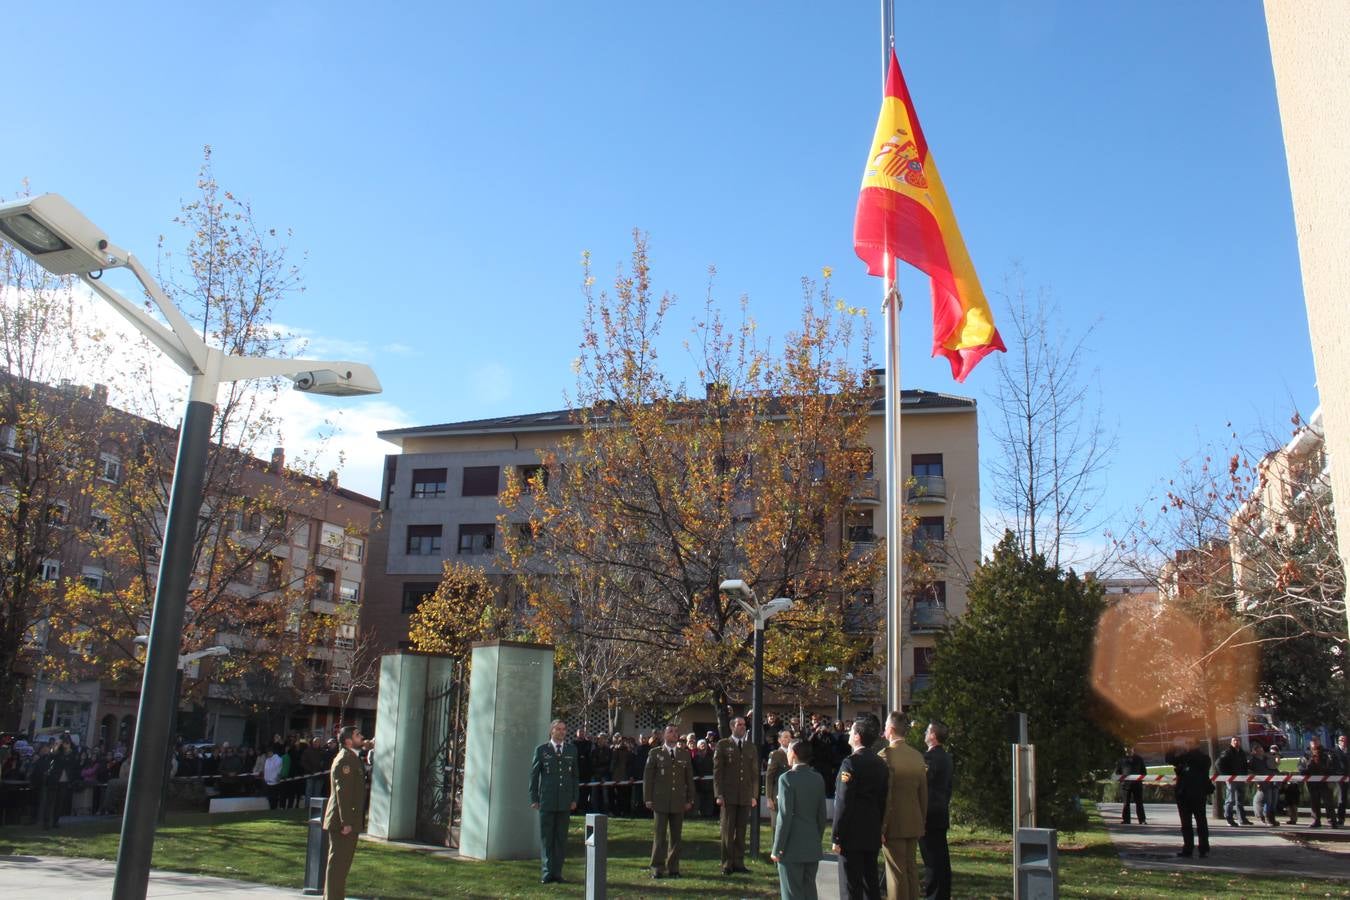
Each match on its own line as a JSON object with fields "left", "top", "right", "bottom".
{"left": 0, "top": 851, "right": 843, "bottom": 898}
{"left": 1098, "top": 802, "right": 1350, "bottom": 881}
{"left": 0, "top": 855, "right": 300, "bottom": 898}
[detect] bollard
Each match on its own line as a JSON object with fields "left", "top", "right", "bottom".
{"left": 1014, "top": 827, "right": 1058, "bottom": 900}
{"left": 585, "top": 813, "right": 607, "bottom": 900}
{"left": 303, "top": 795, "right": 329, "bottom": 895}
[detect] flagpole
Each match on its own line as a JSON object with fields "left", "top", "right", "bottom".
{"left": 879, "top": 0, "right": 905, "bottom": 718}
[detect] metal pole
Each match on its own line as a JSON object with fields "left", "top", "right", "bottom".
{"left": 884, "top": 267, "right": 905, "bottom": 713}
{"left": 835, "top": 683, "right": 844, "bottom": 724}
{"left": 113, "top": 393, "right": 215, "bottom": 900}
{"left": 158, "top": 667, "right": 184, "bottom": 825}
{"left": 751, "top": 620, "right": 764, "bottom": 858}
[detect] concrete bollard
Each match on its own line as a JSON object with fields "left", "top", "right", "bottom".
{"left": 304, "top": 795, "right": 329, "bottom": 895}
{"left": 585, "top": 813, "right": 607, "bottom": 900}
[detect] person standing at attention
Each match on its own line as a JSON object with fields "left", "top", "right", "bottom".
{"left": 643, "top": 723, "right": 695, "bottom": 879}
{"left": 714, "top": 715, "right": 760, "bottom": 875}
{"left": 879, "top": 712, "right": 927, "bottom": 900}
{"left": 323, "top": 725, "right": 366, "bottom": 900}
{"left": 530, "top": 719, "right": 579, "bottom": 884}
{"left": 918, "top": 722, "right": 952, "bottom": 900}
{"left": 832, "top": 716, "right": 889, "bottom": 900}
{"left": 771, "top": 739, "right": 827, "bottom": 900}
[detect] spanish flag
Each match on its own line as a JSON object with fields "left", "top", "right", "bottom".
{"left": 854, "top": 50, "right": 1004, "bottom": 382}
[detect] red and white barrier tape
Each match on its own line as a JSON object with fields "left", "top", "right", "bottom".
{"left": 1113, "top": 774, "right": 1349, "bottom": 784}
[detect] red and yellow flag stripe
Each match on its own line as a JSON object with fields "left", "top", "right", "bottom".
{"left": 854, "top": 50, "right": 1004, "bottom": 382}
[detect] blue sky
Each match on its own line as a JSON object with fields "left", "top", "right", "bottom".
{"left": 3, "top": 2, "right": 1314, "bottom": 559}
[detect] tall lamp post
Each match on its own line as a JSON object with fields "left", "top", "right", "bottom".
{"left": 824, "top": 666, "right": 854, "bottom": 724}
{"left": 0, "top": 194, "right": 381, "bottom": 900}
{"left": 719, "top": 579, "right": 793, "bottom": 860}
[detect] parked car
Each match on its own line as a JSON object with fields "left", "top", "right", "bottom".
{"left": 1246, "top": 715, "right": 1288, "bottom": 750}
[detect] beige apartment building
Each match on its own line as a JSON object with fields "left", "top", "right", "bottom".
{"left": 364, "top": 380, "right": 980, "bottom": 725}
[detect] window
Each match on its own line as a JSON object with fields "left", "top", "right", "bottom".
{"left": 462, "top": 466, "right": 500, "bottom": 497}
{"left": 406, "top": 524, "right": 443, "bottom": 556}
{"left": 266, "top": 558, "right": 288, "bottom": 591}
{"left": 339, "top": 579, "right": 360, "bottom": 603}
{"left": 847, "top": 508, "right": 875, "bottom": 544}
{"left": 343, "top": 537, "right": 364, "bottom": 562}
{"left": 913, "top": 646, "right": 936, "bottom": 675}
{"left": 411, "top": 467, "right": 448, "bottom": 498}
{"left": 514, "top": 522, "right": 534, "bottom": 543}
{"left": 46, "top": 502, "right": 68, "bottom": 528}
{"left": 458, "top": 523, "right": 495, "bottom": 555}
{"left": 320, "top": 522, "right": 345, "bottom": 551}
{"left": 89, "top": 511, "right": 111, "bottom": 535}
{"left": 237, "top": 507, "right": 263, "bottom": 534}
{"left": 911, "top": 453, "right": 944, "bottom": 477}
{"left": 516, "top": 464, "right": 547, "bottom": 493}
{"left": 99, "top": 453, "right": 122, "bottom": 484}
{"left": 334, "top": 636, "right": 355, "bottom": 651}
{"left": 314, "top": 568, "right": 336, "bottom": 602}
{"left": 914, "top": 581, "right": 947, "bottom": 607}
{"left": 81, "top": 567, "right": 106, "bottom": 592}
{"left": 290, "top": 521, "right": 311, "bottom": 548}
{"left": 0, "top": 425, "right": 16, "bottom": 454}
{"left": 915, "top": 516, "right": 945, "bottom": 543}
{"left": 401, "top": 582, "right": 438, "bottom": 614}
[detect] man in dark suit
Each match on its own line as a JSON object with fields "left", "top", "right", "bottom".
{"left": 714, "top": 715, "right": 760, "bottom": 874}
{"left": 530, "top": 719, "right": 580, "bottom": 884}
{"left": 772, "top": 739, "right": 828, "bottom": 900}
{"left": 1114, "top": 745, "right": 1147, "bottom": 825}
{"left": 573, "top": 727, "right": 593, "bottom": 812}
{"left": 1165, "top": 737, "right": 1212, "bottom": 858}
{"left": 832, "top": 717, "right": 889, "bottom": 900}
{"left": 918, "top": 722, "right": 952, "bottom": 900}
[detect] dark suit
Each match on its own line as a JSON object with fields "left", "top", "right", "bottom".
{"left": 529, "top": 740, "right": 580, "bottom": 882}
{"left": 323, "top": 746, "right": 366, "bottom": 900}
{"left": 774, "top": 765, "right": 827, "bottom": 900}
{"left": 918, "top": 745, "right": 952, "bottom": 900}
{"left": 833, "top": 746, "right": 889, "bottom": 900}
{"left": 1165, "top": 746, "right": 1211, "bottom": 857}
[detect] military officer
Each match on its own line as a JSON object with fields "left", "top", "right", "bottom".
{"left": 832, "top": 717, "right": 889, "bottom": 900}
{"left": 766, "top": 729, "right": 793, "bottom": 821}
{"left": 879, "top": 712, "right": 927, "bottom": 900}
{"left": 714, "top": 715, "right": 760, "bottom": 874}
{"left": 323, "top": 725, "right": 366, "bottom": 900}
{"left": 529, "top": 719, "right": 580, "bottom": 884}
{"left": 643, "top": 723, "right": 696, "bottom": 878}
{"left": 771, "top": 739, "right": 828, "bottom": 900}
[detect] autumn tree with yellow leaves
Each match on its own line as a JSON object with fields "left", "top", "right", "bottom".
{"left": 501, "top": 235, "right": 895, "bottom": 731}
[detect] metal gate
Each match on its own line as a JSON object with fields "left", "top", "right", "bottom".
{"left": 416, "top": 661, "right": 467, "bottom": 846}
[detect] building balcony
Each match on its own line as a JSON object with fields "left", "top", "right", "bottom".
{"left": 847, "top": 537, "right": 878, "bottom": 560}
{"left": 912, "top": 537, "right": 947, "bottom": 562}
{"left": 907, "top": 475, "right": 946, "bottom": 503}
{"left": 910, "top": 604, "right": 949, "bottom": 632}
{"left": 849, "top": 476, "right": 882, "bottom": 505}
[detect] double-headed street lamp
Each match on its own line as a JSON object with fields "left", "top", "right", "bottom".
{"left": 824, "top": 665, "right": 854, "bottom": 724}
{"left": 0, "top": 193, "right": 381, "bottom": 900}
{"left": 718, "top": 578, "right": 792, "bottom": 859}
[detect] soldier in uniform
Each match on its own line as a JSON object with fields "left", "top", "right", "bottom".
{"left": 766, "top": 729, "right": 793, "bottom": 836}
{"left": 771, "top": 739, "right": 828, "bottom": 900}
{"left": 643, "top": 724, "right": 696, "bottom": 878}
{"left": 529, "top": 719, "right": 579, "bottom": 884}
{"left": 879, "top": 712, "right": 927, "bottom": 900}
{"left": 714, "top": 715, "right": 760, "bottom": 874}
{"left": 832, "top": 717, "right": 889, "bottom": 900}
{"left": 323, "top": 725, "right": 366, "bottom": 900}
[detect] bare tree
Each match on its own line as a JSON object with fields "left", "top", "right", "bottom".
{"left": 987, "top": 273, "right": 1113, "bottom": 568}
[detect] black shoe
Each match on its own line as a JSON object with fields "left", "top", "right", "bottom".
{"left": 722, "top": 867, "right": 733, "bottom": 876}
{"left": 651, "top": 871, "right": 666, "bottom": 879}
{"left": 1176, "top": 850, "right": 1193, "bottom": 858}
{"left": 669, "top": 872, "right": 681, "bottom": 878}
{"left": 1140, "top": 819, "right": 1147, "bottom": 825}
{"left": 1240, "top": 818, "right": 1253, "bottom": 825}
{"left": 734, "top": 865, "right": 751, "bottom": 873}
{"left": 1310, "top": 821, "right": 1323, "bottom": 828}
{"left": 1226, "top": 817, "right": 1238, "bottom": 826}
{"left": 1199, "top": 850, "right": 1209, "bottom": 858}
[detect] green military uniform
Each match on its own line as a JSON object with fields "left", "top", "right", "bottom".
{"left": 323, "top": 746, "right": 366, "bottom": 900}
{"left": 643, "top": 742, "right": 696, "bottom": 876}
{"left": 772, "top": 764, "right": 828, "bottom": 900}
{"left": 714, "top": 735, "right": 760, "bottom": 872}
{"left": 880, "top": 740, "right": 928, "bottom": 900}
{"left": 529, "top": 739, "right": 579, "bottom": 883}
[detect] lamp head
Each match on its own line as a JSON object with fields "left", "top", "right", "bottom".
{"left": 761, "top": 597, "right": 794, "bottom": 619}
{"left": 292, "top": 363, "right": 382, "bottom": 397}
{"left": 0, "top": 193, "right": 123, "bottom": 276}
{"left": 718, "top": 578, "right": 752, "bottom": 600}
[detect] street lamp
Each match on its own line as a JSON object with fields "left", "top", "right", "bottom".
{"left": 824, "top": 665, "right": 854, "bottom": 724}
{"left": 0, "top": 193, "right": 381, "bottom": 900}
{"left": 719, "top": 578, "right": 793, "bottom": 859}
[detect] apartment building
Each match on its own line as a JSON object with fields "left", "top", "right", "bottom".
{"left": 364, "top": 380, "right": 980, "bottom": 719}
{"left": 4, "top": 377, "right": 379, "bottom": 748}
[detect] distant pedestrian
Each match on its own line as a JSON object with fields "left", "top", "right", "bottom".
{"left": 771, "top": 739, "right": 827, "bottom": 900}
{"left": 530, "top": 719, "right": 579, "bottom": 884}
{"left": 1165, "top": 737, "right": 1212, "bottom": 858}
{"left": 323, "top": 726, "right": 366, "bottom": 900}
{"left": 1248, "top": 743, "right": 1278, "bottom": 826}
{"left": 832, "top": 717, "right": 888, "bottom": 900}
{"left": 1114, "top": 745, "right": 1146, "bottom": 825}
{"left": 1299, "top": 738, "right": 1338, "bottom": 828}
{"left": 1216, "top": 736, "right": 1252, "bottom": 825}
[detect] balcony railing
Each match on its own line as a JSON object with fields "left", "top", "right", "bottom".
{"left": 910, "top": 604, "right": 949, "bottom": 631}
{"left": 849, "top": 476, "right": 881, "bottom": 504}
{"left": 908, "top": 474, "right": 947, "bottom": 502}
{"left": 912, "top": 536, "right": 947, "bottom": 561}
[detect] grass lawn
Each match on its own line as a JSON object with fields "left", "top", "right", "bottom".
{"left": 1, "top": 808, "right": 1346, "bottom": 898}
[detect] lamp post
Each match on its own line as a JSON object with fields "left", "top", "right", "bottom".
{"left": 824, "top": 666, "right": 854, "bottom": 724}
{"left": 0, "top": 194, "right": 381, "bottom": 900}
{"left": 718, "top": 578, "right": 793, "bottom": 860}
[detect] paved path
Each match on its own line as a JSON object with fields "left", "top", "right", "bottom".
{"left": 0, "top": 854, "right": 300, "bottom": 898}
{"left": 1098, "top": 802, "right": 1350, "bottom": 881}
{"left": 0, "top": 851, "right": 842, "bottom": 898}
